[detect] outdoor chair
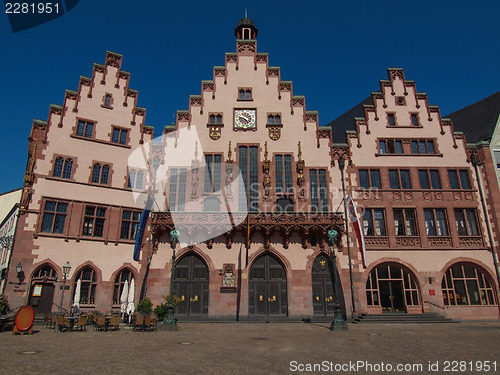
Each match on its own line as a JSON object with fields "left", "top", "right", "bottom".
{"left": 74, "top": 314, "right": 88, "bottom": 331}
{"left": 95, "top": 315, "right": 107, "bottom": 331}
{"left": 133, "top": 315, "right": 144, "bottom": 331}
{"left": 144, "top": 315, "right": 151, "bottom": 332}
{"left": 109, "top": 315, "right": 120, "bottom": 331}
{"left": 49, "top": 314, "right": 57, "bottom": 329}
{"left": 149, "top": 315, "right": 157, "bottom": 332}
{"left": 43, "top": 313, "right": 51, "bottom": 328}
{"left": 56, "top": 315, "right": 70, "bottom": 332}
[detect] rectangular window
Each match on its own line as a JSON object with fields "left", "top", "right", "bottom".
{"left": 112, "top": 128, "right": 128, "bottom": 145}
{"left": 400, "top": 170, "right": 411, "bottom": 189}
{"left": 203, "top": 154, "right": 222, "bottom": 193}
{"left": 359, "top": 169, "right": 381, "bottom": 189}
{"left": 419, "top": 170, "right": 429, "bottom": 189}
{"left": 411, "top": 114, "right": 419, "bottom": 126}
{"left": 430, "top": 170, "right": 441, "bottom": 189}
{"left": 275, "top": 155, "right": 293, "bottom": 193}
{"left": 455, "top": 209, "right": 479, "bottom": 236}
{"left": 388, "top": 114, "right": 395, "bottom": 126}
{"left": 76, "top": 120, "right": 94, "bottom": 138}
{"left": 120, "top": 211, "right": 141, "bottom": 240}
{"left": 238, "top": 146, "right": 259, "bottom": 212}
{"left": 393, "top": 209, "right": 417, "bottom": 236}
{"left": 411, "top": 139, "right": 435, "bottom": 154}
{"left": 389, "top": 170, "right": 400, "bottom": 189}
{"left": 379, "top": 140, "right": 403, "bottom": 154}
{"left": 310, "top": 169, "right": 329, "bottom": 212}
{"left": 363, "top": 209, "right": 386, "bottom": 236}
{"left": 449, "top": 169, "right": 471, "bottom": 189}
{"left": 424, "top": 208, "right": 449, "bottom": 236}
{"left": 82, "top": 206, "right": 106, "bottom": 237}
{"left": 168, "top": 168, "right": 187, "bottom": 212}
{"left": 41, "top": 201, "right": 68, "bottom": 234}
{"left": 419, "top": 169, "right": 440, "bottom": 189}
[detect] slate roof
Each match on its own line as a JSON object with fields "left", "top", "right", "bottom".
{"left": 326, "top": 96, "right": 373, "bottom": 143}
{"left": 446, "top": 92, "right": 500, "bottom": 144}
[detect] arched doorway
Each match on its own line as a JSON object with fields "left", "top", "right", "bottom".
{"left": 248, "top": 253, "right": 287, "bottom": 317}
{"left": 366, "top": 263, "right": 421, "bottom": 313}
{"left": 28, "top": 264, "right": 57, "bottom": 314}
{"left": 311, "top": 254, "right": 336, "bottom": 316}
{"left": 173, "top": 253, "right": 209, "bottom": 317}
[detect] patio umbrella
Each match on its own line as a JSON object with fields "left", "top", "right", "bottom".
{"left": 120, "top": 279, "right": 129, "bottom": 319}
{"left": 73, "top": 279, "right": 81, "bottom": 308}
{"left": 126, "top": 278, "right": 135, "bottom": 322}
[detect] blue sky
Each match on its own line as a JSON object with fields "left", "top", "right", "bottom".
{"left": 1, "top": 0, "right": 499, "bottom": 193}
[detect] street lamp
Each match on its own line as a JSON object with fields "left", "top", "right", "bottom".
{"left": 338, "top": 156, "right": 357, "bottom": 316}
{"left": 327, "top": 229, "right": 348, "bottom": 331}
{"left": 15, "top": 262, "right": 23, "bottom": 284}
{"left": 55, "top": 261, "right": 71, "bottom": 332}
{"left": 162, "top": 229, "right": 179, "bottom": 331}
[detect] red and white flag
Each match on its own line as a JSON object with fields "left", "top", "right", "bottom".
{"left": 346, "top": 195, "right": 367, "bottom": 268}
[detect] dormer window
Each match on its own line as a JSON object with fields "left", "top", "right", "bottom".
{"left": 388, "top": 113, "right": 396, "bottom": 126}
{"left": 209, "top": 114, "right": 223, "bottom": 124}
{"left": 238, "top": 88, "right": 252, "bottom": 101}
{"left": 104, "top": 94, "right": 111, "bottom": 107}
{"left": 242, "top": 27, "right": 251, "bottom": 40}
{"left": 268, "top": 114, "right": 281, "bottom": 125}
{"left": 411, "top": 114, "right": 419, "bottom": 126}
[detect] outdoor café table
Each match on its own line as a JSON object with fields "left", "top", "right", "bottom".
{"left": 67, "top": 316, "right": 78, "bottom": 331}
{"left": 105, "top": 316, "right": 111, "bottom": 330}
{"left": 0, "top": 314, "right": 14, "bottom": 332}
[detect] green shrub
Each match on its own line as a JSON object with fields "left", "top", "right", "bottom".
{"left": 154, "top": 295, "right": 181, "bottom": 321}
{"left": 136, "top": 297, "right": 153, "bottom": 315}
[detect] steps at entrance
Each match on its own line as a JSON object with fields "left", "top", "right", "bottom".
{"left": 352, "top": 312, "right": 454, "bottom": 324}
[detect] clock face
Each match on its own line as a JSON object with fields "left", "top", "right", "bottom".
{"left": 234, "top": 109, "right": 256, "bottom": 129}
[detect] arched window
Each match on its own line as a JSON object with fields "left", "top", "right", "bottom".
{"left": 33, "top": 264, "right": 57, "bottom": 279}
{"left": 75, "top": 267, "right": 98, "bottom": 305}
{"left": 101, "top": 165, "right": 110, "bottom": 184}
{"left": 53, "top": 157, "right": 64, "bottom": 177}
{"left": 104, "top": 94, "right": 111, "bottom": 107}
{"left": 62, "top": 159, "right": 73, "bottom": 179}
{"left": 92, "top": 164, "right": 101, "bottom": 183}
{"left": 442, "top": 263, "right": 497, "bottom": 306}
{"left": 92, "top": 163, "right": 110, "bottom": 184}
{"left": 128, "top": 169, "right": 136, "bottom": 188}
{"left": 112, "top": 269, "right": 133, "bottom": 304}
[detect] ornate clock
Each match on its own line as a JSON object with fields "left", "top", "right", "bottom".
{"left": 234, "top": 109, "right": 256, "bottom": 129}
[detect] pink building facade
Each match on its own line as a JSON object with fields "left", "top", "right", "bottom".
{"left": 4, "top": 18, "right": 500, "bottom": 320}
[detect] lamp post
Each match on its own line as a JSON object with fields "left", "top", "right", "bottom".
{"left": 327, "top": 229, "right": 348, "bottom": 331}
{"left": 15, "top": 262, "right": 22, "bottom": 283}
{"left": 338, "top": 156, "right": 357, "bottom": 316}
{"left": 55, "top": 261, "right": 71, "bottom": 332}
{"left": 162, "top": 229, "right": 179, "bottom": 331}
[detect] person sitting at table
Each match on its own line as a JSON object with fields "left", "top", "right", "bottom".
{"left": 70, "top": 305, "right": 80, "bottom": 316}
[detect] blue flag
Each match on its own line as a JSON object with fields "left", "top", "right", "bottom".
{"left": 133, "top": 195, "right": 153, "bottom": 262}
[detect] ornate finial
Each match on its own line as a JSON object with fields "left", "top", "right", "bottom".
{"left": 245, "top": 8, "right": 247, "bottom": 18}
{"left": 227, "top": 141, "right": 232, "bottom": 162}
{"left": 264, "top": 141, "right": 269, "bottom": 162}
{"left": 298, "top": 141, "right": 302, "bottom": 161}
{"left": 194, "top": 141, "right": 198, "bottom": 160}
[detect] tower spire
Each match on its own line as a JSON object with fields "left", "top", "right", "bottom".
{"left": 245, "top": 8, "right": 247, "bottom": 18}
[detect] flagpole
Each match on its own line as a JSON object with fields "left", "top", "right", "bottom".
{"left": 339, "top": 156, "right": 357, "bottom": 317}
{"left": 140, "top": 157, "right": 160, "bottom": 301}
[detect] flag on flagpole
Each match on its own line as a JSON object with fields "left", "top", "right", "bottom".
{"left": 346, "top": 195, "right": 367, "bottom": 268}
{"left": 133, "top": 195, "right": 153, "bottom": 262}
